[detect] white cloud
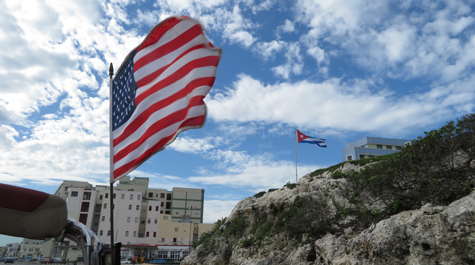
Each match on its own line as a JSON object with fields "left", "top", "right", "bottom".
{"left": 251, "top": 0, "right": 276, "bottom": 13}
{"left": 203, "top": 200, "right": 240, "bottom": 223}
{"left": 220, "top": 5, "right": 258, "bottom": 47}
{"left": 207, "top": 74, "right": 475, "bottom": 135}
{"left": 377, "top": 22, "right": 417, "bottom": 63}
{"left": 169, "top": 137, "right": 218, "bottom": 154}
{"left": 254, "top": 40, "right": 286, "bottom": 59}
{"left": 294, "top": 0, "right": 475, "bottom": 82}
{"left": 190, "top": 157, "right": 318, "bottom": 189}
{"left": 188, "top": 148, "right": 321, "bottom": 189}
{"left": 270, "top": 42, "right": 304, "bottom": 79}
{"left": 279, "top": 19, "right": 295, "bottom": 33}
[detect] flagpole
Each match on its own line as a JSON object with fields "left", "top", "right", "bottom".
{"left": 109, "top": 63, "right": 115, "bottom": 265}
{"left": 295, "top": 129, "right": 298, "bottom": 183}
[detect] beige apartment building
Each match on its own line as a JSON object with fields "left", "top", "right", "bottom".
{"left": 46, "top": 177, "right": 214, "bottom": 262}
{"left": 18, "top": 239, "right": 43, "bottom": 259}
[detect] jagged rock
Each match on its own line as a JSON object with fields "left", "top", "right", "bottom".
{"left": 181, "top": 162, "right": 475, "bottom": 265}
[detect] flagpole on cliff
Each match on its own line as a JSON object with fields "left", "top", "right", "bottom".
{"left": 109, "top": 62, "right": 115, "bottom": 265}
{"left": 295, "top": 129, "right": 298, "bottom": 183}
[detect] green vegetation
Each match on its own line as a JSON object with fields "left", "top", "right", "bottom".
{"left": 194, "top": 114, "right": 475, "bottom": 255}
{"left": 253, "top": 191, "right": 266, "bottom": 198}
{"left": 338, "top": 113, "right": 475, "bottom": 229}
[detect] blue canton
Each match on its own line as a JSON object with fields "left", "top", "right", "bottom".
{"left": 112, "top": 51, "right": 138, "bottom": 131}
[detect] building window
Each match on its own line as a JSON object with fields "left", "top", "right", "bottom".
{"left": 121, "top": 194, "right": 125, "bottom": 199}
{"left": 160, "top": 193, "right": 165, "bottom": 198}
{"left": 105, "top": 193, "right": 109, "bottom": 199}
{"left": 137, "top": 195, "right": 141, "bottom": 200}
{"left": 166, "top": 211, "right": 170, "bottom": 215}
{"left": 125, "top": 231, "right": 129, "bottom": 237}
{"left": 386, "top": 145, "right": 392, "bottom": 149}
{"left": 161, "top": 202, "right": 164, "bottom": 207}
{"left": 175, "top": 227, "right": 178, "bottom": 232}
{"left": 149, "top": 206, "right": 152, "bottom": 211}
{"left": 71, "top": 191, "right": 78, "bottom": 197}
{"left": 173, "top": 238, "right": 177, "bottom": 243}
{"left": 160, "top": 211, "right": 163, "bottom": 214}
{"left": 133, "top": 231, "right": 136, "bottom": 237}
{"left": 153, "top": 232, "right": 157, "bottom": 237}
{"left": 127, "top": 217, "right": 131, "bottom": 223}
{"left": 135, "top": 217, "right": 138, "bottom": 223}
{"left": 154, "top": 218, "right": 158, "bottom": 224}
{"left": 156, "top": 206, "right": 159, "bottom": 211}
{"left": 161, "top": 238, "right": 165, "bottom": 242}
{"left": 146, "top": 232, "right": 149, "bottom": 237}
{"left": 100, "top": 230, "right": 103, "bottom": 236}
{"left": 103, "top": 204, "right": 107, "bottom": 209}
{"left": 396, "top": 146, "right": 402, "bottom": 150}
{"left": 147, "top": 218, "right": 151, "bottom": 224}
{"left": 113, "top": 193, "right": 116, "bottom": 199}
{"left": 347, "top": 155, "right": 352, "bottom": 161}
{"left": 359, "top": 154, "right": 365, "bottom": 159}
{"left": 167, "top": 194, "right": 172, "bottom": 200}
{"left": 81, "top": 202, "right": 90, "bottom": 212}
{"left": 79, "top": 214, "right": 87, "bottom": 225}
{"left": 148, "top": 192, "right": 153, "bottom": 198}
{"left": 136, "top": 205, "right": 139, "bottom": 210}
{"left": 107, "top": 230, "right": 111, "bottom": 236}
{"left": 99, "top": 195, "right": 103, "bottom": 200}
{"left": 166, "top": 202, "right": 171, "bottom": 209}
{"left": 377, "top": 145, "right": 383, "bottom": 149}
{"left": 130, "top": 194, "right": 133, "bottom": 200}
{"left": 101, "top": 216, "right": 105, "bottom": 222}
{"left": 129, "top": 205, "right": 132, "bottom": 210}
{"left": 141, "top": 220, "right": 145, "bottom": 224}
{"left": 64, "top": 186, "right": 69, "bottom": 191}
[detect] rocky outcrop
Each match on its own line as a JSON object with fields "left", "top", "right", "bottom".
{"left": 313, "top": 193, "right": 475, "bottom": 264}
{"left": 182, "top": 162, "right": 475, "bottom": 265}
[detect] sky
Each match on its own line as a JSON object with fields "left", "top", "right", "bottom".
{"left": 1, "top": 0, "right": 474, "bottom": 246}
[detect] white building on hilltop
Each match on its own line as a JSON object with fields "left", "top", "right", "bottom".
{"left": 49, "top": 177, "right": 214, "bottom": 262}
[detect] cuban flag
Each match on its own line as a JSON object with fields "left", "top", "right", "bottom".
{"left": 296, "top": 130, "right": 327, "bottom": 148}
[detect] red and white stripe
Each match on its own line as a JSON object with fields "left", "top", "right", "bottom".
{"left": 112, "top": 16, "right": 222, "bottom": 181}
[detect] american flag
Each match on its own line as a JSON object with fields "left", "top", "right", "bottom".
{"left": 111, "top": 16, "right": 222, "bottom": 183}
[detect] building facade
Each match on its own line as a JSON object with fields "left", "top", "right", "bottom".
{"left": 18, "top": 239, "right": 43, "bottom": 259}
{"left": 52, "top": 177, "right": 210, "bottom": 262}
{"left": 342, "top": 137, "right": 412, "bottom": 161}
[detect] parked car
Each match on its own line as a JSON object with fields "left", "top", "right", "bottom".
{"left": 5, "top": 258, "right": 15, "bottom": 264}
{"left": 40, "top": 258, "right": 52, "bottom": 264}
{"left": 148, "top": 259, "right": 166, "bottom": 264}
{"left": 0, "top": 258, "right": 5, "bottom": 263}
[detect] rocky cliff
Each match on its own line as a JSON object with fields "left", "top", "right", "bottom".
{"left": 182, "top": 114, "right": 475, "bottom": 265}
{"left": 182, "top": 163, "right": 475, "bottom": 265}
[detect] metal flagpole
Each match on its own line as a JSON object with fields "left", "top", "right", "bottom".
{"left": 295, "top": 129, "right": 298, "bottom": 183}
{"left": 109, "top": 63, "right": 115, "bottom": 265}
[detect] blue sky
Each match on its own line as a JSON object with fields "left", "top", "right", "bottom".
{"left": 1, "top": 0, "right": 474, "bottom": 245}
